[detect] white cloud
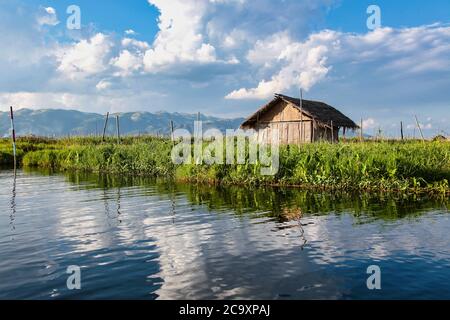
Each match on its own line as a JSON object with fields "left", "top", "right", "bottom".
{"left": 125, "top": 29, "right": 137, "bottom": 35}
{"left": 96, "top": 80, "right": 112, "bottom": 91}
{"left": 0, "top": 92, "right": 91, "bottom": 110}
{"left": 1, "top": 0, "right": 450, "bottom": 132}
{"left": 246, "top": 32, "right": 291, "bottom": 67}
{"left": 227, "top": 25, "right": 450, "bottom": 100}
{"left": 121, "top": 38, "right": 150, "bottom": 51}
{"left": 226, "top": 56, "right": 240, "bottom": 64}
{"left": 0, "top": 90, "right": 165, "bottom": 113}
{"left": 110, "top": 50, "right": 144, "bottom": 76}
{"left": 227, "top": 30, "right": 335, "bottom": 99}
{"left": 37, "top": 6, "right": 59, "bottom": 27}
{"left": 407, "top": 122, "right": 433, "bottom": 130}
{"left": 362, "top": 118, "right": 378, "bottom": 130}
{"left": 143, "top": 0, "right": 217, "bottom": 72}
{"left": 56, "top": 33, "right": 114, "bottom": 80}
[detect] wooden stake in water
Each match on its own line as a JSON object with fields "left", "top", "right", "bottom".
{"left": 102, "top": 112, "right": 110, "bottom": 142}
{"left": 9, "top": 107, "right": 17, "bottom": 170}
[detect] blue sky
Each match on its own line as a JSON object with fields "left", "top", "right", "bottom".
{"left": 1, "top": 0, "right": 449, "bottom": 137}
{"left": 326, "top": 0, "right": 450, "bottom": 32}
{"left": 28, "top": 0, "right": 160, "bottom": 42}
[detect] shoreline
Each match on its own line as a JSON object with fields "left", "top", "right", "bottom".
{"left": 4, "top": 165, "right": 449, "bottom": 197}
{"left": 1, "top": 136, "right": 449, "bottom": 195}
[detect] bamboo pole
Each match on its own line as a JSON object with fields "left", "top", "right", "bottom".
{"left": 9, "top": 107, "right": 16, "bottom": 171}
{"left": 415, "top": 115, "right": 425, "bottom": 142}
{"left": 302, "top": 117, "right": 306, "bottom": 143}
{"left": 400, "top": 121, "right": 404, "bottom": 141}
{"left": 116, "top": 115, "right": 120, "bottom": 144}
{"left": 300, "top": 112, "right": 303, "bottom": 143}
{"left": 300, "top": 89, "right": 304, "bottom": 144}
{"left": 102, "top": 112, "right": 110, "bottom": 142}
{"left": 170, "top": 120, "right": 175, "bottom": 145}
{"left": 331, "top": 120, "right": 334, "bottom": 143}
{"left": 300, "top": 89, "right": 303, "bottom": 110}
{"left": 312, "top": 118, "right": 316, "bottom": 142}
{"left": 360, "top": 118, "right": 363, "bottom": 143}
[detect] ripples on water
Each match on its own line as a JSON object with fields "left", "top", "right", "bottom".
{"left": 0, "top": 169, "right": 449, "bottom": 300}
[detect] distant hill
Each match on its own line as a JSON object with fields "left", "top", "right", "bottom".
{"left": 0, "top": 109, "right": 245, "bottom": 137}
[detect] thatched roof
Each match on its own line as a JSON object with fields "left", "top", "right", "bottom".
{"left": 241, "top": 94, "right": 359, "bottom": 129}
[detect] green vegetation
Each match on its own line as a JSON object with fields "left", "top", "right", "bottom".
{"left": 1, "top": 136, "right": 449, "bottom": 194}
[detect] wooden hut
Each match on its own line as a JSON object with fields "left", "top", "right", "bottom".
{"left": 240, "top": 93, "right": 359, "bottom": 144}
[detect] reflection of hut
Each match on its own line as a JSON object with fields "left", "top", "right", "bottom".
{"left": 241, "top": 93, "right": 359, "bottom": 144}
{"left": 280, "top": 207, "right": 303, "bottom": 222}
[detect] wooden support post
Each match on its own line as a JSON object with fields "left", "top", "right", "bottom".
{"left": 360, "top": 118, "right": 363, "bottom": 143}
{"left": 9, "top": 106, "right": 17, "bottom": 171}
{"left": 312, "top": 118, "right": 315, "bottom": 142}
{"left": 415, "top": 115, "right": 425, "bottom": 142}
{"left": 400, "top": 121, "right": 404, "bottom": 141}
{"left": 331, "top": 121, "right": 334, "bottom": 143}
{"left": 116, "top": 115, "right": 120, "bottom": 144}
{"left": 102, "top": 112, "right": 110, "bottom": 142}
{"left": 299, "top": 89, "right": 305, "bottom": 144}
{"left": 170, "top": 120, "right": 175, "bottom": 144}
{"left": 302, "top": 118, "right": 306, "bottom": 143}
{"left": 343, "top": 127, "right": 346, "bottom": 142}
{"left": 300, "top": 112, "right": 303, "bottom": 143}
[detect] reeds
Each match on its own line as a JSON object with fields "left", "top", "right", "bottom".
{"left": 0, "top": 136, "right": 448, "bottom": 193}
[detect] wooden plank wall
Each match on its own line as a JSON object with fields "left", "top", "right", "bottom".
{"left": 254, "top": 100, "right": 313, "bottom": 144}
{"left": 248, "top": 100, "right": 343, "bottom": 145}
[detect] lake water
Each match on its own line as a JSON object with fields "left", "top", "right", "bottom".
{"left": 0, "top": 169, "right": 449, "bottom": 300}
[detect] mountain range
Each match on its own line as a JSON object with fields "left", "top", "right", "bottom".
{"left": 0, "top": 109, "right": 245, "bottom": 137}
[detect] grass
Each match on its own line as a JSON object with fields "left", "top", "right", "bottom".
{"left": 0, "top": 136, "right": 449, "bottom": 194}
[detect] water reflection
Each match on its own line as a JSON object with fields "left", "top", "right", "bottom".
{"left": 55, "top": 171, "right": 450, "bottom": 299}
{"left": 0, "top": 168, "right": 449, "bottom": 300}
{"left": 9, "top": 170, "right": 16, "bottom": 234}
{"left": 58, "top": 170, "right": 449, "bottom": 223}
{"left": 102, "top": 186, "right": 122, "bottom": 225}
